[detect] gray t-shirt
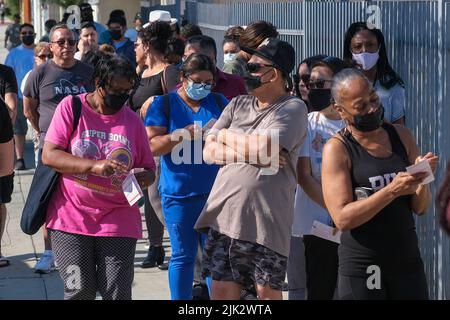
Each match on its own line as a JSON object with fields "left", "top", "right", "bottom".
{"left": 23, "top": 59, "right": 94, "bottom": 146}
{"left": 194, "top": 94, "right": 308, "bottom": 257}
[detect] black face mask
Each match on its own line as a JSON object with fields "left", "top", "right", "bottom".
{"left": 104, "top": 92, "right": 129, "bottom": 111}
{"left": 243, "top": 69, "right": 273, "bottom": 92}
{"left": 110, "top": 29, "right": 122, "bottom": 41}
{"left": 352, "top": 106, "right": 384, "bottom": 132}
{"left": 22, "top": 35, "right": 35, "bottom": 46}
{"left": 308, "top": 88, "right": 332, "bottom": 112}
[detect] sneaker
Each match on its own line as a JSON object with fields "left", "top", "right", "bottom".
{"left": 34, "top": 251, "right": 55, "bottom": 274}
{"left": 14, "top": 158, "right": 26, "bottom": 171}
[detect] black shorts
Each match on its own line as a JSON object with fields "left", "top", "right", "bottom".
{"left": 0, "top": 173, "right": 14, "bottom": 204}
{"left": 202, "top": 229, "right": 287, "bottom": 291}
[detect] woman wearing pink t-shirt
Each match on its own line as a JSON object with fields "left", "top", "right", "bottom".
{"left": 42, "top": 55, "right": 155, "bottom": 300}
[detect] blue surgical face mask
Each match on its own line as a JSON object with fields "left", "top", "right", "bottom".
{"left": 224, "top": 52, "right": 237, "bottom": 64}
{"left": 185, "top": 79, "right": 212, "bottom": 101}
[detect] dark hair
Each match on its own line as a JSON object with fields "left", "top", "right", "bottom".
{"left": 93, "top": 55, "right": 136, "bottom": 89}
{"left": 109, "top": 9, "right": 125, "bottom": 19}
{"left": 180, "top": 24, "right": 203, "bottom": 40}
{"left": 438, "top": 161, "right": 450, "bottom": 235}
{"left": 138, "top": 21, "right": 172, "bottom": 55}
{"left": 181, "top": 53, "right": 216, "bottom": 78}
{"left": 293, "top": 55, "right": 327, "bottom": 98}
{"left": 44, "top": 19, "right": 57, "bottom": 31}
{"left": 171, "top": 22, "right": 180, "bottom": 35}
{"left": 222, "top": 36, "right": 239, "bottom": 48}
{"left": 81, "top": 50, "right": 112, "bottom": 68}
{"left": 80, "top": 21, "right": 96, "bottom": 32}
{"left": 224, "top": 26, "right": 244, "bottom": 41}
{"left": 20, "top": 23, "right": 34, "bottom": 33}
{"left": 108, "top": 16, "right": 126, "bottom": 28}
{"left": 239, "top": 20, "right": 278, "bottom": 50}
{"left": 343, "top": 22, "right": 404, "bottom": 89}
{"left": 186, "top": 35, "right": 217, "bottom": 60}
{"left": 13, "top": 14, "right": 20, "bottom": 20}
{"left": 311, "top": 56, "right": 350, "bottom": 76}
{"left": 165, "top": 37, "right": 185, "bottom": 62}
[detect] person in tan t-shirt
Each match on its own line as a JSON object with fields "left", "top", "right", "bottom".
{"left": 195, "top": 38, "right": 308, "bottom": 300}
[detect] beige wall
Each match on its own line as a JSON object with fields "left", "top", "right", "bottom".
{"left": 95, "top": 0, "right": 141, "bottom": 28}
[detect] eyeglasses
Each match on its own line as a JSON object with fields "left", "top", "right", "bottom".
{"left": 293, "top": 74, "right": 310, "bottom": 85}
{"left": 37, "top": 54, "right": 52, "bottom": 59}
{"left": 51, "top": 39, "right": 77, "bottom": 47}
{"left": 307, "top": 79, "right": 333, "bottom": 89}
{"left": 21, "top": 32, "right": 35, "bottom": 36}
{"left": 246, "top": 62, "right": 276, "bottom": 73}
{"left": 186, "top": 78, "right": 213, "bottom": 90}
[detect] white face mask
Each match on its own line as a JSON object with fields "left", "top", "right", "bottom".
{"left": 352, "top": 50, "right": 379, "bottom": 71}
{"left": 224, "top": 53, "right": 237, "bottom": 64}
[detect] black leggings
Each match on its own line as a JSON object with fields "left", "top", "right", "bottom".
{"left": 338, "top": 269, "right": 429, "bottom": 300}
{"left": 303, "top": 235, "right": 338, "bottom": 300}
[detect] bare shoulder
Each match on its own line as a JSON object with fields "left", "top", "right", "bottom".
{"left": 323, "top": 134, "right": 350, "bottom": 166}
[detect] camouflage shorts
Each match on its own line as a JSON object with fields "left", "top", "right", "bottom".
{"left": 202, "top": 229, "right": 287, "bottom": 291}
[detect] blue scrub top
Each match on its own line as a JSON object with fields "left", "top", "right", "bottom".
{"left": 145, "top": 92, "right": 228, "bottom": 198}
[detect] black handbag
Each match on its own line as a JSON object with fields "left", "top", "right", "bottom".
{"left": 20, "top": 95, "right": 82, "bottom": 235}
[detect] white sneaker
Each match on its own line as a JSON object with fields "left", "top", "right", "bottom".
{"left": 34, "top": 251, "right": 55, "bottom": 274}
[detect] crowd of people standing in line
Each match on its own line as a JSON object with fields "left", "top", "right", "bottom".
{"left": 0, "top": 4, "right": 449, "bottom": 301}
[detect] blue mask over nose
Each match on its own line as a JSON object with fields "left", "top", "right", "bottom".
{"left": 185, "top": 79, "right": 212, "bottom": 101}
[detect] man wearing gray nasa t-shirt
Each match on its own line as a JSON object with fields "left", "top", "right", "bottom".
{"left": 195, "top": 38, "right": 308, "bottom": 300}
{"left": 24, "top": 24, "right": 94, "bottom": 150}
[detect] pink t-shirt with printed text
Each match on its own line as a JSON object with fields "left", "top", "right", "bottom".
{"left": 45, "top": 93, "right": 155, "bottom": 239}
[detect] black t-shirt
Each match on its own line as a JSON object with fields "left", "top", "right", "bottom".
{"left": 23, "top": 59, "right": 94, "bottom": 146}
{"left": 0, "top": 97, "right": 13, "bottom": 143}
{"left": 338, "top": 123, "right": 422, "bottom": 277}
{"left": 130, "top": 65, "right": 180, "bottom": 112}
{"left": 0, "top": 64, "right": 18, "bottom": 99}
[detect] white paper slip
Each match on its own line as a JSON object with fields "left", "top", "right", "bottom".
{"left": 310, "top": 220, "right": 342, "bottom": 244}
{"left": 406, "top": 159, "right": 435, "bottom": 185}
{"left": 122, "top": 171, "right": 144, "bottom": 206}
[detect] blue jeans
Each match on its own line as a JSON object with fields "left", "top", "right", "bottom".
{"left": 161, "top": 194, "right": 212, "bottom": 300}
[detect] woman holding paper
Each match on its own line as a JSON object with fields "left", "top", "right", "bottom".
{"left": 42, "top": 55, "right": 156, "bottom": 300}
{"left": 322, "top": 68, "right": 438, "bottom": 300}
{"left": 145, "top": 53, "right": 228, "bottom": 300}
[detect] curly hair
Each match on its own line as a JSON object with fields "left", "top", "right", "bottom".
{"left": 93, "top": 55, "right": 136, "bottom": 89}
{"left": 137, "top": 21, "right": 172, "bottom": 55}
{"left": 437, "top": 161, "right": 450, "bottom": 235}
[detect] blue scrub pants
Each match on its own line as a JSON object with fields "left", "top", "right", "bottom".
{"left": 161, "top": 194, "right": 212, "bottom": 300}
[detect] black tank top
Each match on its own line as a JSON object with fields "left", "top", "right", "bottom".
{"left": 338, "top": 123, "right": 422, "bottom": 276}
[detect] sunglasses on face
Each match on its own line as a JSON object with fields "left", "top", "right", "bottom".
{"left": 307, "top": 79, "right": 333, "bottom": 90}
{"left": 293, "top": 74, "right": 311, "bottom": 85}
{"left": 51, "top": 39, "right": 77, "bottom": 47}
{"left": 186, "top": 77, "right": 214, "bottom": 90}
{"left": 246, "top": 62, "right": 276, "bottom": 73}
